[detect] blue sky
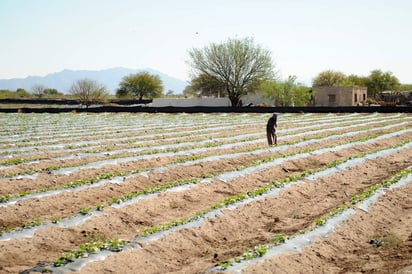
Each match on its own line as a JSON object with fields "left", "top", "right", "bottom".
{"left": 0, "top": 0, "right": 411, "bottom": 85}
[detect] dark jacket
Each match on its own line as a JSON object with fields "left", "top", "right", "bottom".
{"left": 266, "top": 115, "right": 277, "bottom": 131}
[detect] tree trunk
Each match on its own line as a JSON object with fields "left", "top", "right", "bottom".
{"left": 228, "top": 89, "right": 241, "bottom": 107}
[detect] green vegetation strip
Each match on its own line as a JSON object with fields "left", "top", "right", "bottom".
{"left": 53, "top": 238, "right": 127, "bottom": 267}
{"left": 0, "top": 170, "right": 128, "bottom": 203}
{"left": 217, "top": 166, "right": 412, "bottom": 270}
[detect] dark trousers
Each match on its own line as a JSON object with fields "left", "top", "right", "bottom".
{"left": 267, "top": 129, "right": 277, "bottom": 145}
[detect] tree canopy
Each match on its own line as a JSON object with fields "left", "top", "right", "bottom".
{"left": 261, "top": 76, "right": 311, "bottom": 106}
{"left": 366, "top": 70, "right": 400, "bottom": 98}
{"left": 183, "top": 73, "right": 226, "bottom": 98}
{"left": 43, "top": 88, "right": 63, "bottom": 97}
{"left": 15, "top": 88, "right": 30, "bottom": 98}
{"left": 187, "top": 37, "right": 275, "bottom": 106}
{"left": 116, "top": 72, "right": 163, "bottom": 100}
{"left": 312, "top": 69, "right": 401, "bottom": 98}
{"left": 69, "top": 79, "right": 109, "bottom": 108}
{"left": 312, "top": 70, "right": 347, "bottom": 87}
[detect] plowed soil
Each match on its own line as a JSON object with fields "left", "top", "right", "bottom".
{"left": 0, "top": 112, "right": 410, "bottom": 274}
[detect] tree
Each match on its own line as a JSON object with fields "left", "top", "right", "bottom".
{"left": 312, "top": 70, "right": 347, "bottom": 87}
{"left": 398, "top": 84, "right": 412, "bottom": 91}
{"left": 339, "top": 74, "right": 368, "bottom": 87}
{"left": 188, "top": 73, "right": 226, "bottom": 98}
{"left": 69, "top": 79, "right": 109, "bottom": 108}
{"left": 0, "top": 89, "right": 14, "bottom": 99}
{"left": 15, "top": 88, "right": 31, "bottom": 98}
{"left": 43, "top": 88, "right": 63, "bottom": 97}
{"left": 188, "top": 37, "right": 275, "bottom": 106}
{"left": 32, "top": 84, "right": 47, "bottom": 98}
{"left": 182, "top": 85, "right": 198, "bottom": 98}
{"left": 313, "top": 69, "right": 401, "bottom": 98}
{"left": 366, "top": 70, "right": 400, "bottom": 98}
{"left": 262, "top": 76, "right": 311, "bottom": 106}
{"left": 116, "top": 72, "right": 163, "bottom": 100}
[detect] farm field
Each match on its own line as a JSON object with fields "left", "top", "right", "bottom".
{"left": 0, "top": 112, "right": 411, "bottom": 274}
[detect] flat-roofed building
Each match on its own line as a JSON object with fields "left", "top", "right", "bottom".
{"left": 313, "top": 86, "right": 367, "bottom": 106}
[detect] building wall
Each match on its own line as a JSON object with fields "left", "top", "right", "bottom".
{"left": 352, "top": 87, "right": 368, "bottom": 105}
{"left": 152, "top": 92, "right": 273, "bottom": 107}
{"left": 241, "top": 91, "right": 273, "bottom": 106}
{"left": 313, "top": 87, "right": 367, "bottom": 106}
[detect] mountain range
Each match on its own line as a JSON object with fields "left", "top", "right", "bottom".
{"left": 0, "top": 67, "right": 188, "bottom": 94}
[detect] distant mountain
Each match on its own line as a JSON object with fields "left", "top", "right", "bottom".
{"left": 0, "top": 67, "right": 188, "bottom": 94}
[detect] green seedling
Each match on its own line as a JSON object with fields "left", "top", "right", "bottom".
{"left": 79, "top": 207, "right": 92, "bottom": 215}
{"left": 218, "top": 260, "right": 232, "bottom": 270}
{"left": 273, "top": 233, "right": 286, "bottom": 245}
{"left": 315, "top": 217, "right": 326, "bottom": 226}
{"left": 52, "top": 217, "right": 62, "bottom": 223}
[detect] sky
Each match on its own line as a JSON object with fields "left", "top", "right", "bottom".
{"left": 0, "top": 0, "right": 411, "bottom": 85}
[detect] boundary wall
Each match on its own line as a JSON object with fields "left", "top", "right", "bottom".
{"left": 0, "top": 106, "right": 410, "bottom": 114}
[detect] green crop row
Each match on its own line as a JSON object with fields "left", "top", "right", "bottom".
{"left": 53, "top": 238, "right": 126, "bottom": 267}
{"left": 0, "top": 170, "right": 129, "bottom": 203}
{"left": 217, "top": 166, "right": 412, "bottom": 270}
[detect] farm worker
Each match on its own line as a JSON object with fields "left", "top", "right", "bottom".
{"left": 266, "top": 112, "right": 277, "bottom": 146}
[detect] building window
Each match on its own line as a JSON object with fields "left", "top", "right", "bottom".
{"left": 354, "top": 93, "right": 358, "bottom": 102}
{"left": 363, "top": 94, "right": 366, "bottom": 101}
{"left": 328, "top": 94, "right": 336, "bottom": 103}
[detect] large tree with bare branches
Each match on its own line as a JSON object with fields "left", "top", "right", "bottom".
{"left": 31, "top": 84, "right": 47, "bottom": 98}
{"left": 69, "top": 79, "right": 108, "bottom": 108}
{"left": 188, "top": 37, "right": 275, "bottom": 106}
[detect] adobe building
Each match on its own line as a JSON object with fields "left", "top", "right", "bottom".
{"left": 312, "top": 86, "right": 367, "bottom": 106}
